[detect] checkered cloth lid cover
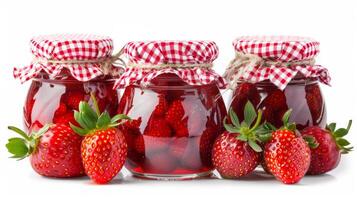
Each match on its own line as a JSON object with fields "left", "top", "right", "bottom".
{"left": 226, "top": 36, "right": 331, "bottom": 90}
{"left": 114, "top": 41, "right": 227, "bottom": 89}
{"left": 13, "top": 34, "right": 122, "bottom": 83}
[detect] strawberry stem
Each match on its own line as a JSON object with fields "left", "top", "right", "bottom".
{"left": 90, "top": 93, "right": 101, "bottom": 117}
{"left": 250, "top": 110, "right": 262, "bottom": 132}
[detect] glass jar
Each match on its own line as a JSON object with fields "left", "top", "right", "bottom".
{"left": 13, "top": 34, "right": 122, "bottom": 131}
{"left": 118, "top": 74, "right": 227, "bottom": 179}
{"left": 24, "top": 72, "right": 119, "bottom": 131}
{"left": 230, "top": 77, "right": 326, "bottom": 130}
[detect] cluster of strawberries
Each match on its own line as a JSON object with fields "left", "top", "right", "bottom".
{"left": 120, "top": 88, "right": 218, "bottom": 174}
{"left": 212, "top": 101, "right": 352, "bottom": 184}
{"left": 231, "top": 82, "right": 324, "bottom": 129}
{"left": 7, "top": 94, "right": 128, "bottom": 184}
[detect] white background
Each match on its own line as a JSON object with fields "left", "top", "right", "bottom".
{"left": 0, "top": 0, "right": 356, "bottom": 199}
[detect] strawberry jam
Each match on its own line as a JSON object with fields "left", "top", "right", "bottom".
{"left": 24, "top": 72, "right": 119, "bottom": 131}
{"left": 118, "top": 74, "right": 227, "bottom": 179}
{"left": 230, "top": 78, "right": 326, "bottom": 130}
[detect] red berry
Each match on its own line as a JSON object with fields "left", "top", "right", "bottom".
{"left": 300, "top": 121, "right": 352, "bottom": 175}
{"left": 53, "top": 112, "right": 78, "bottom": 126}
{"left": 81, "top": 128, "right": 127, "bottom": 184}
{"left": 264, "top": 129, "right": 311, "bottom": 184}
{"left": 6, "top": 124, "right": 84, "bottom": 178}
{"left": 134, "top": 135, "right": 145, "bottom": 154}
{"left": 261, "top": 90, "right": 288, "bottom": 128}
{"left": 153, "top": 95, "right": 168, "bottom": 116}
{"left": 144, "top": 116, "right": 171, "bottom": 137}
{"left": 305, "top": 84, "right": 324, "bottom": 125}
{"left": 165, "top": 100, "right": 185, "bottom": 124}
{"left": 65, "top": 91, "right": 85, "bottom": 109}
{"left": 199, "top": 127, "right": 217, "bottom": 167}
{"left": 212, "top": 132, "right": 261, "bottom": 178}
{"left": 54, "top": 103, "right": 67, "bottom": 117}
{"left": 231, "top": 83, "right": 261, "bottom": 120}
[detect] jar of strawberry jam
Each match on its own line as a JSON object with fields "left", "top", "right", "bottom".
{"left": 13, "top": 34, "right": 123, "bottom": 130}
{"left": 115, "top": 41, "right": 227, "bottom": 179}
{"left": 224, "top": 36, "right": 331, "bottom": 130}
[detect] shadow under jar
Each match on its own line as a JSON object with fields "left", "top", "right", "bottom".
{"left": 118, "top": 75, "right": 227, "bottom": 179}
{"left": 24, "top": 73, "right": 119, "bottom": 131}
{"left": 230, "top": 77, "right": 326, "bottom": 130}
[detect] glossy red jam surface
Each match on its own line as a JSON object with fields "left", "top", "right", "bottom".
{"left": 230, "top": 78, "right": 326, "bottom": 130}
{"left": 118, "top": 74, "right": 227, "bottom": 177}
{"left": 24, "top": 74, "right": 119, "bottom": 131}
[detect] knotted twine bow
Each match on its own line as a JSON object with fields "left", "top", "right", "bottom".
{"left": 223, "top": 52, "right": 317, "bottom": 90}
{"left": 32, "top": 47, "right": 127, "bottom": 76}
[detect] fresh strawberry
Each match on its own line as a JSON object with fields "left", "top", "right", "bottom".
{"left": 144, "top": 116, "right": 171, "bottom": 137}
{"left": 71, "top": 94, "right": 129, "bottom": 184}
{"left": 305, "top": 84, "right": 324, "bottom": 125}
{"left": 6, "top": 123, "right": 84, "bottom": 177}
{"left": 301, "top": 121, "right": 353, "bottom": 175}
{"left": 231, "top": 82, "right": 261, "bottom": 121}
{"left": 212, "top": 101, "right": 268, "bottom": 179}
{"left": 153, "top": 94, "right": 168, "bottom": 116}
{"left": 65, "top": 91, "right": 85, "bottom": 109}
{"left": 260, "top": 89, "right": 288, "bottom": 128}
{"left": 264, "top": 110, "right": 311, "bottom": 184}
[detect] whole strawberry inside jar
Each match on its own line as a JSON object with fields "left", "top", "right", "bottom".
{"left": 116, "top": 41, "right": 227, "bottom": 179}
{"left": 14, "top": 34, "right": 123, "bottom": 131}
{"left": 224, "top": 36, "right": 331, "bottom": 130}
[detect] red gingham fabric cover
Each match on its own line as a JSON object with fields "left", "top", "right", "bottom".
{"left": 13, "top": 34, "right": 122, "bottom": 83}
{"left": 114, "top": 41, "right": 226, "bottom": 89}
{"left": 228, "top": 36, "right": 330, "bottom": 90}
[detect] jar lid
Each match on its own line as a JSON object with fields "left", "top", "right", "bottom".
{"left": 114, "top": 40, "right": 226, "bottom": 89}
{"left": 124, "top": 40, "right": 218, "bottom": 65}
{"left": 233, "top": 36, "right": 320, "bottom": 62}
{"left": 224, "top": 36, "right": 330, "bottom": 90}
{"left": 13, "top": 34, "right": 123, "bottom": 83}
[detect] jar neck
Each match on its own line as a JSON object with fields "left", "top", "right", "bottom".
{"left": 237, "top": 77, "right": 319, "bottom": 86}
{"left": 33, "top": 71, "right": 116, "bottom": 84}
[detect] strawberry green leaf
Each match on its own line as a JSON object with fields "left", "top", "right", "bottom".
{"left": 80, "top": 111, "right": 96, "bottom": 130}
{"left": 248, "top": 139, "right": 262, "bottom": 152}
{"left": 70, "top": 123, "right": 88, "bottom": 136}
{"left": 74, "top": 111, "right": 89, "bottom": 130}
{"left": 224, "top": 120, "right": 239, "bottom": 133}
{"left": 229, "top": 108, "right": 240, "bottom": 128}
{"left": 111, "top": 114, "right": 131, "bottom": 124}
{"left": 96, "top": 111, "right": 111, "bottom": 128}
{"left": 303, "top": 135, "right": 319, "bottom": 149}
{"left": 327, "top": 122, "right": 336, "bottom": 132}
{"left": 257, "top": 133, "right": 272, "bottom": 143}
{"left": 6, "top": 138, "right": 29, "bottom": 159}
{"left": 243, "top": 101, "right": 257, "bottom": 127}
{"left": 282, "top": 109, "right": 292, "bottom": 126}
{"left": 7, "top": 126, "right": 30, "bottom": 140}
{"left": 336, "top": 138, "right": 350, "bottom": 147}
{"left": 334, "top": 128, "right": 348, "bottom": 138}
{"left": 236, "top": 134, "right": 248, "bottom": 142}
{"left": 80, "top": 102, "right": 98, "bottom": 122}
